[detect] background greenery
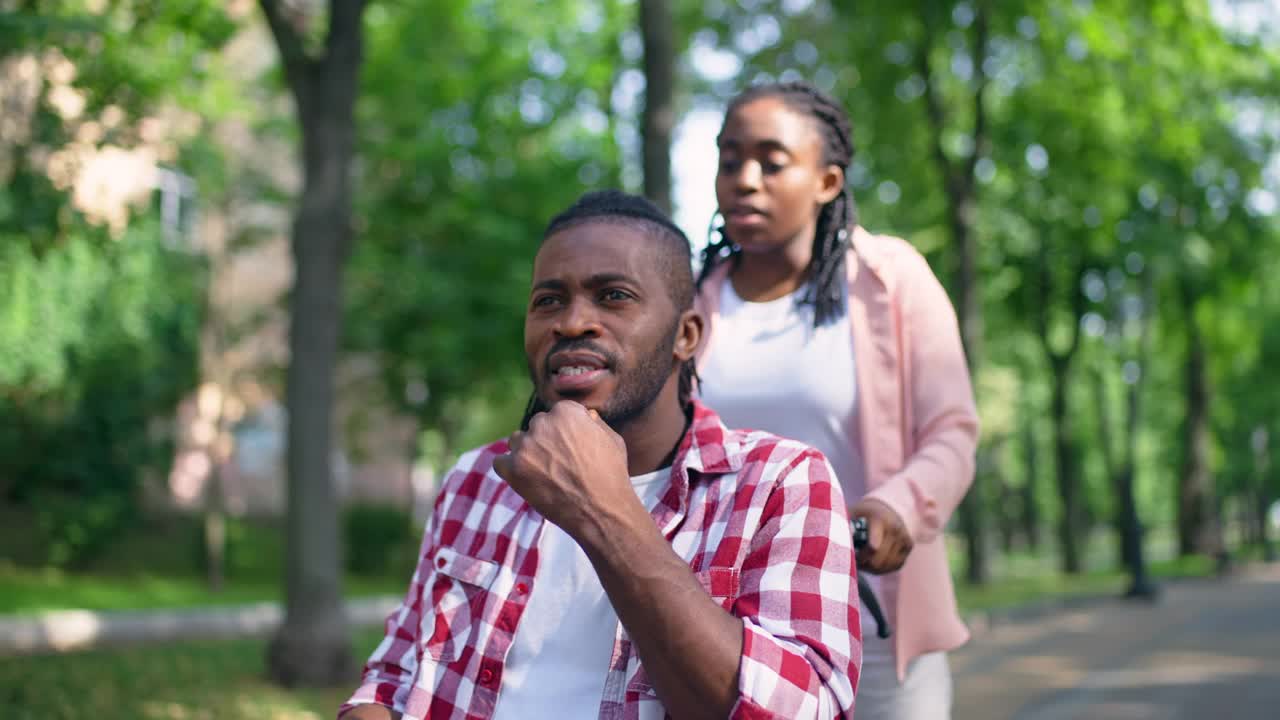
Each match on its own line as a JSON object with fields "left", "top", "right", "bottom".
{"left": 1, "top": 0, "right": 1278, "bottom": 715}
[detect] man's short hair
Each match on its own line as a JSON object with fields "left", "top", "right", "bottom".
{"left": 542, "top": 190, "right": 695, "bottom": 311}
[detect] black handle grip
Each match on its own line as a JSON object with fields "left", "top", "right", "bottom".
{"left": 851, "top": 517, "right": 893, "bottom": 639}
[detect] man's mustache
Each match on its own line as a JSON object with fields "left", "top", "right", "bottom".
{"left": 542, "top": 338, "right": 618, "bottom": 376}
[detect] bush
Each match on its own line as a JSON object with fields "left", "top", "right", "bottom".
{"left": 188, "top": 515, "right": 285, "bottom": 582}
{"left": 343, "top": 503, "right": 417, "bottom": 577}
{"left": 0, "top": 221, "right": 206, "bottom": 567}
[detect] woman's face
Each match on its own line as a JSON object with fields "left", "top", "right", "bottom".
{"left": 715, "top": 96, "right": 843, "bottom": 257}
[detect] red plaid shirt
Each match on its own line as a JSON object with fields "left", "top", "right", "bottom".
{"left": 342, "top": 401, "right": 861, "bottom": 719}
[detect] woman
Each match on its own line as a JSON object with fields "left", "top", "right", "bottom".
{"left": 693, "top": 81, "right": 979, "bottom": 719}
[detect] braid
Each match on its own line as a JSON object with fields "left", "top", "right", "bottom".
{"left": 698, "top": 81, "right": 859, "bottom": 327}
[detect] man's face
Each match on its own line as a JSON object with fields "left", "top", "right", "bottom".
{"left": 525, "top": 221, "right": 684, "bottom": 430}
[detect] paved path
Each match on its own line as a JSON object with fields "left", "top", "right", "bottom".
{"left": 952, "top": 563, "right": 1280, "bottom": 720}
{"left": 0, "top": 596, "right": 400, "bottom": 655}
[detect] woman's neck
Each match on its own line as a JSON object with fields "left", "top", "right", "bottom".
{"left": 729, "top": 228, "right": 814, "bottom": 302}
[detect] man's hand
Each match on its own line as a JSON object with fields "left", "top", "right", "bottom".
{"left": 338, "top": 704, "right": 401, "bottom": 720}
{"left": 492, "top": 401, "right": 635, "bottom": 537}
{"left": 850, "top": 498, "right": 913, "bottom": 574}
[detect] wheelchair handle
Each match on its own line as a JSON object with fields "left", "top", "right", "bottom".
{"left": 852, "top": 517, "right": 893, "bottom": 639}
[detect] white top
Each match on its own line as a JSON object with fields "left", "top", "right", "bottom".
{"left": 492, "top": 468, "right": 670, "bottom": 719}
{"left": 698, "top": 280, "right": 882, "bottom": 620}
{"left": 699, "top": 280, "right": 864, "bottom": 500}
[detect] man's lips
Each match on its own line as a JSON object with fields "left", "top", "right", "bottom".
{"left": 548, "top": 351, "right": 607, "bottom": 373}
{"left": 547, "top": 351, "right": 611, "bottom": 393}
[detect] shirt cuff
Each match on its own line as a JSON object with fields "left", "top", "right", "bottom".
{"left": 732, "top": 620, "right": 842, "bottom": 719}
{"left": 338, "top": 681, "right": 405, "bottom": 719}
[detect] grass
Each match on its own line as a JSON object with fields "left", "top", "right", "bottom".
{"left": 954, "top": 554, "right": 1218, "bottom": 613}
{"left": 0, "top": 507, "right": 415, "bottom": 615}
{"left": 0, "top": 629, "right": 388, "bottom": 720}
{"left": 0, "top": 562, "right": 405, "bottom": 615}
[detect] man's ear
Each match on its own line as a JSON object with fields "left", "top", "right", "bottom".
{"left": 816, "top": 164, "right": 845, "bottom": 205}
{"left": 674, "top": 308, "right": 704, "bottom": 362}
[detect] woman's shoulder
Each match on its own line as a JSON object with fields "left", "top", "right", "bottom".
{"left": 849, "top": 226, "right": 941, "bottom": 291}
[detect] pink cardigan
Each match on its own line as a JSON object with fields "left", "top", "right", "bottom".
{"left": 694, "top": 226, "right": 979, "bottom": 680}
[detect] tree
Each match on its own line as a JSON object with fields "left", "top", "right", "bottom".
{"left": 1091, "top": 270, "right": 1158, "bottom": 598}
{"left": 0, "top": 1, "right": 233, "bottom": 565}
{"left": 258, "top": 0, "right": 369, "bottom": 686}
{"left": 913, "top": 0, "right": 993, "bottom": 584}
{"left": 639, "top": 0, "right": 676, "bottom": 213}
{"left": 345, "top": 0, "right": 629, "bottom": 469}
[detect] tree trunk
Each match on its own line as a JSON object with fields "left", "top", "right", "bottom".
{"left": 1118, "top": 357, "right": 1155, "bottom": 597}
{"left": 260, "top": 0, "right": 366, "bottom": 687}
{"left": 1021, "top": 417, "right": 1041, "bottom": 552}
{"left": 1260, "top": 489, "right": 1276, "bottom": 562}
{"left": 1177, "top": 282, "right": 1220, "bottom": 558}
{"left": 997, "top": 478, "right": 1016, "bottom": 554}
{"left": 917, "top": 2, "right": 991, "bottom": 585}
{"left": 1091, "top": 367, "right": 1126, "bottom": 569}
{"left": 638, "top": 0, "right": 674, "bottom": 214}
{"left": 1050, "top": 359, "right": 1082, "bottom": 574}
{"left": 1253, "top": 428, "right": 1276, "bottom": 562}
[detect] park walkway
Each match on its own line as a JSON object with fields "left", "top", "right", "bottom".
{"left": 3, "top": 565, "right": 1277, "bottom": 719}
{"left": 953, "top": 562, "right": 1280, "bottom": 719}
{"left": 0, "top": 596, "right": 400, "bottom": 655}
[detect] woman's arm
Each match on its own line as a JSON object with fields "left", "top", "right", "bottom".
{"left": 863, "top": 249, "right": 980, "bottom": 545}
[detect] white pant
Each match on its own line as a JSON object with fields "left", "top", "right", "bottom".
{"left": 854, "top": 629, "right": 952, "bottom": 720}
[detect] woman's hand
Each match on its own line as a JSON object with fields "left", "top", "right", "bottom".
{"left": 850, "top": 498, "right": 913, "bottom": 574}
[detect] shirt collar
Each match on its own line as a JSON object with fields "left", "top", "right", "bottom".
{"left": 670, "top": 399, "right": 745, "bottom": 483}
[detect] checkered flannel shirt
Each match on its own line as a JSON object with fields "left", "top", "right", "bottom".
{"left": 341, "top": 400, "right": 861, "bottom": 719}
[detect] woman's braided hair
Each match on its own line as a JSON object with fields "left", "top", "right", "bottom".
{"left": 697, "top": 81, "right": 858, "bottom": 327}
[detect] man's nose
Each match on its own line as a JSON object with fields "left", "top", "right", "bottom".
{"left": 553, "top": 297, "right": 602, "bottom": 337}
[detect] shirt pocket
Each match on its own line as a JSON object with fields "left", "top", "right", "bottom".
{"left": 695, "top": 566, "right": 741, "bottom": 612}
{"left": 419, "top": 546, "right": 503, "bottom": 663}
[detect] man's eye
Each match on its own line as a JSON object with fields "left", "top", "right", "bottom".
{"left": 602, "top": 289, "right": 632, "bottom": 302}
{"left": 532, "top": 295, "right": 560, "bottom": 308}
{"left": 763, "top": 160, "right": 785, "bottom": 173}
{"left": 719, "top": 159, "right": 741, "bottom": 172}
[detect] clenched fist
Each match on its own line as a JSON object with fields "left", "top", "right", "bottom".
{"left": 493, "top": 401, "right": 635, "bottom": 537}
{"left": 850, "top": 498, "right": 913, "bottom": 575}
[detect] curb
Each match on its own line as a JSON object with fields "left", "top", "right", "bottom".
{"left": 0, "top": 595, "right": 401, "bottom": 656}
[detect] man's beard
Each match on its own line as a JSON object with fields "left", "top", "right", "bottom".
{"left": 528, "top": 320, "right": 679, "bottom": 433}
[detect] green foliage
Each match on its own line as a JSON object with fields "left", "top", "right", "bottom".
{"left": 0, "top": 629, "right": 387, "bottom": 719}
{"left": 0, "top": 220, "right": 207, "bottom": 567}
{"left": 2, "top": 0, "right": 1277, "bottom": 594}
{"left": 342, "top": 503, "right": 417, "bottom": 577}
{"left": 346, "top": 0, "right": 631, "bottom": 442}
{"left": 187, "top": 516, "right": 284, "bottom": 581}
{"left": 699, "top": 0, "right": 1280, "bottom": 568}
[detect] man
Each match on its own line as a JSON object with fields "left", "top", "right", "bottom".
{"left": 340, "top": 191, "right": 862, "bottom": 720}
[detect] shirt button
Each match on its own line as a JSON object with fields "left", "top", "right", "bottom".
{"left": 479, "top": 668, "right": 494, "bottom": 685}
{"left": 515, "top": 582, "right": 528, "bottom": 595}
{"left": 436, "top": 557, "right": 446, "bottom": 569}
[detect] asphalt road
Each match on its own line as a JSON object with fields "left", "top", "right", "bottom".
{"left": 952, "top": 563, "right": 1280, "bottom": 720}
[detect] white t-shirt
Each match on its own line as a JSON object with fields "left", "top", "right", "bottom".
{"left": 492, "top": 468, "right": 670, "bottom": 719}
{"left": 698, "top": 280, "right": 883, "bottom": 622}
{"left": 699, "top": 280, "right": 864, "bottom": 500}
